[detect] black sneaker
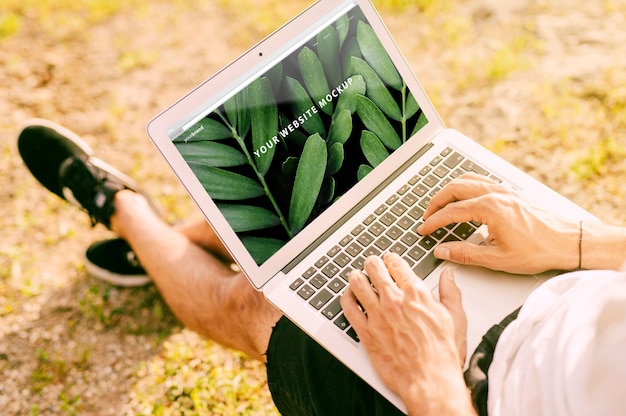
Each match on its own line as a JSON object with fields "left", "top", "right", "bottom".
{"left": 85, "top": 238, "right": 151, "bottom": 287}
{"left": 17, "top": 119, "right": 152, "bottom": 228}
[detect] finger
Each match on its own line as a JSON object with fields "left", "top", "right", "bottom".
{"left": 438, "top": 268, "right": 464, "bottom": 316}
{"left": 433, "top": 241, "right": 503, "bottom": 270}
{"left": 348, "top": 268, "right": 380, "bottom": 312}
{"left": 362, "top": 255, "right": 397, "bottom": 298}
{"left": 423, "top": 174, "right": 507, "bottom": 220}
{"left": 382, "top": 253, "right": 426, "bottom": 292}
{"left": 418, "top": 197, "right": 490, "bottom": 236}
{"left": 341, "top": 287, "right": 368, "bottom": 331}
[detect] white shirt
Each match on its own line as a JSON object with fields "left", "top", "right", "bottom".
{"left": 488, "top": 269, "right": 626, "bottom": 416}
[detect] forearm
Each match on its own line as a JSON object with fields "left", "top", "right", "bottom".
{"left": 403, "top": 372, "right": 477, "bottom": 416}
{"left": 580, "top": 222, "right": 626, "bottom": 270}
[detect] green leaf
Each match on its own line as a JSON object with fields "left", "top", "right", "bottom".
{"left": 405, "top": 91, "right": 420, "bottom": 119}
{"left": 285, "top": 77, "right": 326, "bottom": 137}
{"left": 236, "top": 89, "right": 251, "bottom": 138}
{"left": 289, "top": 134, "right": 327, "bottom": 234}
{"left": 360, "top": 130, "right": 389, "bottom": 168}
{"left": 320, "top": 177, "right": 336, "bottom": 205}
{"left": 327, "top": 109, "right": 353, "bottom": 147}
{"left": 317, "top": 25, "right": 343, "bottom": 87}
{"left": 247, "top": 77, "right": 278, "bottom": 176}
{"left": 175, "top": 141, "right": 247, "bottom": 167}
{"left": 335, "top": 75, "right": 366, "bottom": 115}
{"left": 241, "top": 236, "right": 285, "bottom": 264}
{"left": 341, "top": 37, "right": 362, "bottom": 79}
{"left": 327, "top": 142, "right": 344, "bottom": 176}
{"left": 335, "top": 14, "right": 350, "bottom": 49}
{"left": 188, "top": 162, "right": 265, "bottom": 200}
{"left": 356, "top": 21, "right": 403, "bottom": 91}
{"left": 350, "top": 57, "right": 402, "bottom": 122}
{"left": 173, "top": 118, "right": 233, "bottom": 143}
{"left": 356, "top": 95, "right": 401, "bottom": 150}
{"left": 217, "top": 204, "right": 280, "bottom": 232}
{"left": 265, "top": 63, "right": 284, "bottom": 94}
{"left": 223, "top": 95, "right": 238, "bottom": 130}
{"left": 357, "top": 164, "right": 373, "bottom": 181}
{"left": 282, "top": 156, "right": 299, "bottom": 181}
{"left": 299, "top": 47, "right": 333, "bottom": 116}
{"left": 411, "top": 110, "right": 428, "bottom": 137}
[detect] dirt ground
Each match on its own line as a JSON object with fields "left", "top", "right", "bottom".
{"left": 1, "top": 0, "right": 626, "bottom": 414}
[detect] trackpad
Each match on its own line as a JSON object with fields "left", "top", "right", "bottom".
{"left": 440, "top": 264, "right": 546, "bottom": 358}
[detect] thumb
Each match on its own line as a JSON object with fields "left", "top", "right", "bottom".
{"left": 439, "top": 268, "right": 468, "bottom": 365}
{"left": 434, "top": 241, "right": 493, "bottom": 268}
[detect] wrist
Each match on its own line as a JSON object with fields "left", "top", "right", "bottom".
{"left": 579, "top": 222, "right": 626, "bottom": 270}
{"left": 403, "top": 372, "right": 476, "bottom": 416}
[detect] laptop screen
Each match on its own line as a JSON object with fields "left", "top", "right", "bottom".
{"left": 171, "top": 5, "right": 428, "bottom": 265}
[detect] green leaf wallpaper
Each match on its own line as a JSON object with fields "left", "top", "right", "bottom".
{"left": 173, "top": 7, "right": 428, "bottom": 264}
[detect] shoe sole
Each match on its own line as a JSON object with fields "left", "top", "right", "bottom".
{"left": 84, "top": 254, "right": 152, "bottom": 287}
{"left": 19, "top": 118, "right": 160, "bottom": 214}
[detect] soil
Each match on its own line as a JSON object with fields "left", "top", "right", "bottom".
{"left": 1, "top": 0, "right": 625, "bottom": 414}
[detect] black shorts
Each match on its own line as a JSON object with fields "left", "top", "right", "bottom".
{"left": 265, "top": 316, "right": 404, "bottom": 416}
{"left": 266, "top": 309, "right": 519, "bottom": 416}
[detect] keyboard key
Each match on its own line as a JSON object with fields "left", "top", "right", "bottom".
{"left": 386, "top": 194, "right": 399, "bottom": 205}
{"left": 408, "top": 175, "right": 420, "bottom": 185}
{"left": 419, "top": 165, "right": 432, "bottom": 176}
{"left": 407, "top": 246, "right": 426, "bottom": 262}
{"left": 432, "top": 228, "right": 448, "bottom": 240}
{"left": 430, "top": 155, "right": 443, "bottom": 166}
{"left": 440, "top": 147, "right": 453, "bottom": 157}
{"left": 346, "top": 327, "right": 360, "bottom": 342}
{"left": 380, "top": 212, "right": 396, "bottom": 226}
{"left": 351, "top": 224, "right": 365, "bottom": 236}
{"left": 328, "top": 278, "right": 346, "bottom": 293}
{"left": 339, "top": 235, "right": 353, "bottom": 246}
{"left": 444, "top": 152, "right": 464, "bottom": 169}
{"left": 357, "top": 232, "right": 375, "bottom": 247}
{"left": 327, "top": 245, "right": 341, "bottom": 257}
{"left": 363, "top": 214, "right": 376, "bottom": 225}
{"left": 322, "top": 264, "right": 340, "bottom": 278}
{"left": 407, "top": 206, "right": 425, "bottom": 220}
{"left": 322, "top": 297, "right": 343, "bottom": 320}
{"left": 363, "top": 246, "right": 382, "bottom": 258}
{"left": 315, "top": 256, "right": 329, "bottom": 268}
{"left": 461, "top": 160, "right": 489, "bottom": 176}
{"left": 334, "top": 313, "right": 350, "bottom": 330}
{"left": 397, "top": 184, "right": 411, "bottom": 195}
{"left": 401, "top": 232, "right": 419, "bottom": 246}
{"left": 290, "top": 278, "right": 305, "bottom": 291}
{"left": 368, "top": 222, "right": 385, "bottom": 236}
{"left": 374, "top": 204, "right": 387, "bottom": 215}
{"left": 309, "top": 289, "right": 333, "bottom": 310}
{"left": 345, "top": 242, "right": 363, "bottom": 257}
{"left": 401, "top": 193, "right": 418, "bottom": 207}
{"left": 453, "top": 222, "right": 477, "bottom": 240}
{"left": 334, "top": 253, "right": 351, "bottom": 268}
{"left": 397, "top": 216, "right": 415, "bottom": 230}
{"left": 351, "top": 257, "right": 365, "bottom": 270}
{"left": 390, "top": 242, "right": 408, "bottom": 255}
{"left": 375, "top": 236, "right": 393, "bottom": 251}
{"left": 412, "top": 184, "right": 428, "bottom": 197}
{"left": 422, "top": 175, "right": 439, "bottom": 188}
{"left": 302, "top": 267, "right": 316, "bottom": 279}
{"left": 413, "top": 252, "right": 443, "bottom": 280}
{"left": 433, "top": 165, "right": 449, "bottom": 178}
{"left": 390, "top": 203, "right": 407, "bottom": 216}
{"left": 386, "top": 225, "right": 403, "bottom": 240}
{"left": 419, "top": 236, "right": 437, "bottom": 250}
{"left": 297, "top": 285, "right": 315, "bottom": 300}
{"left": 310, "top": 274, "right": 328, "bottom": 289}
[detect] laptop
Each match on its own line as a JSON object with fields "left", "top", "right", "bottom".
{"left": 146, "top": 0, "right": 595, "bottom": 412}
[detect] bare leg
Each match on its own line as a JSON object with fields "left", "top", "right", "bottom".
{"left": 109, "top": 190, "right": 282, "bottom": 362}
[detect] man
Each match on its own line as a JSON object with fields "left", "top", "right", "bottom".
{"left": 18, "top": 119, "right": 626, "bottom": 415}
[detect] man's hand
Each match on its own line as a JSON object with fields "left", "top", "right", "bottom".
{"left": 341, "top": 254, "right": 474, "bottom": 416}
{"left": 417, "top": 173, "right": 581, "bottom": 274}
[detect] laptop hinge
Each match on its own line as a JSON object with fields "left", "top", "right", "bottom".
{"left": 282, "top": 141, "right": 435, "bottom": 273}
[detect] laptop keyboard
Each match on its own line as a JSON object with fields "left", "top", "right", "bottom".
{"left": 289, "top": 147, "right": 500, "bottom": 343}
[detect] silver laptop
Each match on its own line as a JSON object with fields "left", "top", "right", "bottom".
{"left": 146, "top": 0, "right": 594, "bottom": 412}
